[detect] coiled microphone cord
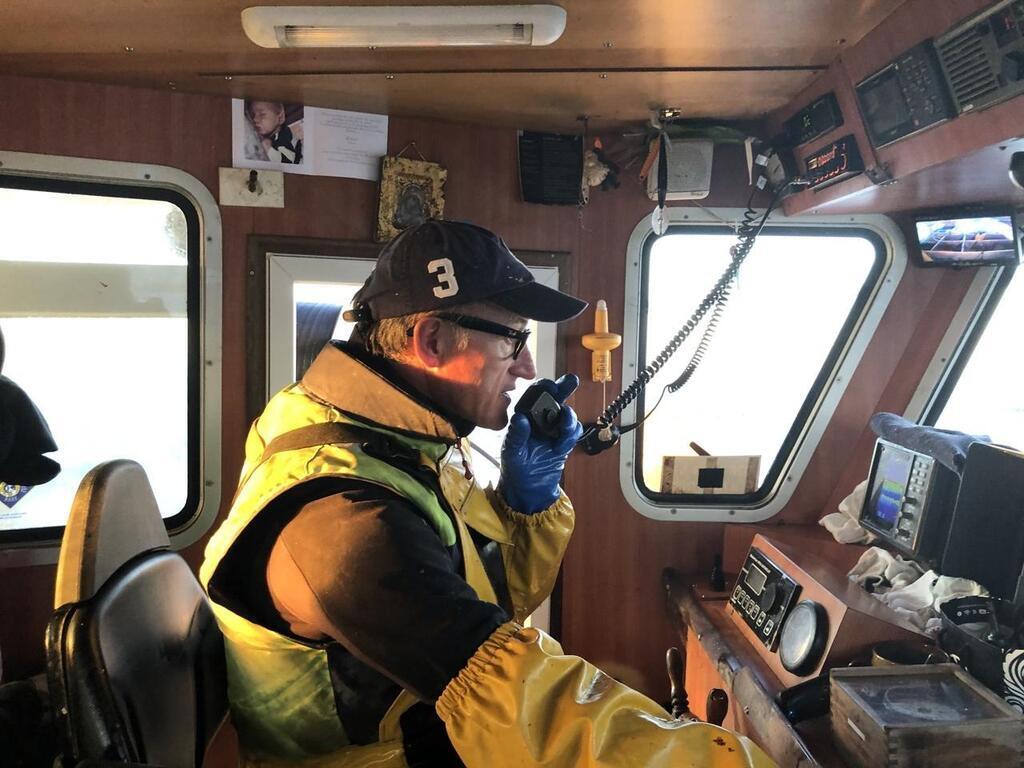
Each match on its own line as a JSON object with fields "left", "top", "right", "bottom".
{"left": 579, "top": 184, "right": 789, "bottom": 446}
{"left": 663, "top": 197, "right": 763, "bottom": 395}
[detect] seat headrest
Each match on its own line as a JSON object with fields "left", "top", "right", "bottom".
{"left": 0, "top": 375, "right": 60, "bottom": 486}
{"left": 55, "top": 460, "right": 170, "bottom": 607}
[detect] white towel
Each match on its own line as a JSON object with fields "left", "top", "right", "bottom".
{"left": 847, "top": 547, "right": 987, "bottom": 635}
{"left": 819, "top": 479, "right": 875, "bottom": 544}
{"left": 848, "top": 546, "right": 923, "bottom": 590}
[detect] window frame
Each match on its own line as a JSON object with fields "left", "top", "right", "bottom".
{"left": 907, "top": 263, "right": 1019, "bottom": 425}
{"left": 619, "top": 207, "right": 905, "bottom": 523}
{"left": 0, "top": 151, "right": 222, "bottom": 564}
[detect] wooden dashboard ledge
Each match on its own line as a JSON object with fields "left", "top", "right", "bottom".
{"left": 663, "top": 567, "right": 823, "bottom": 768}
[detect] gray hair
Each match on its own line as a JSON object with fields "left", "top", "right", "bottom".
{"left": 364, "top": 310, "right": 464, "bottom": 360}
{"left": 364, "top": 302, "right": 518, "bottom": 361}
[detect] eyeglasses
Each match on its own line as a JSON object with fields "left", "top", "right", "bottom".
{"left": 409, "top": 313, "right": 531, "bottom": 360}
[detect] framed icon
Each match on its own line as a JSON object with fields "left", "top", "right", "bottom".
{"left": 375, "top": 155, "right": 447, "bottom": 242}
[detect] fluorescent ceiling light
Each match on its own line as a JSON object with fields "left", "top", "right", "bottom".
{"left": 241, "top": 5, "right": 567, "bottom": 48}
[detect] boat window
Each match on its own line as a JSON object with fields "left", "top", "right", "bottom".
{"left": 0, "top": 156, "right": 221, "bottom": 553}
{"left": 620, "top": 211, "right": 899, "bottom": 522}
{"left": 925, "top": 267, "right": 1023, "bottom": 448}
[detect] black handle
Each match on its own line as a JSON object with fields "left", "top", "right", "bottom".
{"left": 666, "top": 646, "right": 691, "bottom": 719}
{"left": 706, "top": 688, "right": 729, "bottom": 726}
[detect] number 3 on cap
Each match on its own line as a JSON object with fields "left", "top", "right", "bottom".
{"left": 427, "top": 258, "right": 460, "bottom": 298}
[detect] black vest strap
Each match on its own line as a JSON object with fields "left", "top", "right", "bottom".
{"left": 258, "top": 422, "right": 381, "bottom": 464}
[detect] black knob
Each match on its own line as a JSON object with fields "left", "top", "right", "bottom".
{"left": 761, "top": 582, "right": 780, "bottom": 613}
{"left": 706, "top": 689, "right": 729, "bottom": 727}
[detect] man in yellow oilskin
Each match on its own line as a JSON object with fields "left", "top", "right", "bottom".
{"left": 200, "top": 219, "right": 775, "bottom": 768}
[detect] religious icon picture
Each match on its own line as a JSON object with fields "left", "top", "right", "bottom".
{"left": 375, "top": 155, "right": 448, "bottom": 242}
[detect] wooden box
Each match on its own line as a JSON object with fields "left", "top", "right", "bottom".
{"left": 830, "top": 664, "right": 1024, "bottom": 768}
{"left": 660, "top": 455, "right": 760, "bottom": 495}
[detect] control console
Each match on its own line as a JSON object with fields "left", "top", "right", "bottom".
{"left": 855, "top": 40, "right": 955, "bottom": 148}
{"left": 729, "top": 546, "right": 799, "bottom": 651}
{"left": 727, "top": 535, "right": 928, "bottom": 688}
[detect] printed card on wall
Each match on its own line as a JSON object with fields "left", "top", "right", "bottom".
{"left": 232, "top": 98, "right": 388, "bottom": 181}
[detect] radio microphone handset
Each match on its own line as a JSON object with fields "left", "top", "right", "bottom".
{"left": 514, "top": 384, "right": 564, "bottom": 441}
{"left": 576, "top": 183, "right": 794, "bottom": 455}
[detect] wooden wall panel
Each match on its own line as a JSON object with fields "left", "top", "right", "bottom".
{"left": 558, "top": 145, "right": 764, "bottom": 697}
{"left": 774, "top": 256, "right": 976, "bottom": 526}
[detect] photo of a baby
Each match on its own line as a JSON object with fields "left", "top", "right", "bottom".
{"left": 242, "top": 100, "right": 304, "bottom": 165}
{"left": 231, "top": 97, "right": 389, "bottom": 181}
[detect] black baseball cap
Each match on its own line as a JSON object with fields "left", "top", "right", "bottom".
{"left": 344, "top": 220, "right": 587, "bottom": 323}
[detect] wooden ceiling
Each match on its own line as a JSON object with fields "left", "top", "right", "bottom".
{"left": 0, "top": 0, "right": 908, "bottom": 131}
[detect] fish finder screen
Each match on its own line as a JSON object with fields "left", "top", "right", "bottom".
{"left": 915, "top": 214, "right": 1019, "bottom": 267}
{"left": 866, "top": 443, "right": 913, "bottom": 530}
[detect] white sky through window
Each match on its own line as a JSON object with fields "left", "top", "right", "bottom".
{"left": 934, "top": 270, "right": 1024, "bottom": 449}
{"left": 640, "top": 231, "right": 877, "bottom": 493}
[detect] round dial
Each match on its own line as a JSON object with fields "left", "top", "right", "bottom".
{"left": 760, "top": 582, "right": 780, "bottom": 613}
{"left": 778, "top": 600, "right": 829, "bottom": 676}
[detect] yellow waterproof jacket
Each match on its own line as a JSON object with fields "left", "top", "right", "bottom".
{"left": 202, "top": 342, "right": 775, "bottom": 768}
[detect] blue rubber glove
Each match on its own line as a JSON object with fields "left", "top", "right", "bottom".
{"left": 498, "top": 374, "right": 584, "bottom": 514}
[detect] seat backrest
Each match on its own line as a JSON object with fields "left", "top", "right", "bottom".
{"left": 47, "top": 460, "right": 227, "bottom": 768}
{"left": 53, "top": 459, "right": 171, "bottom": 607}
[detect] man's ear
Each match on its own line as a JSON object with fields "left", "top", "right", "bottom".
{"left": 409, "top": 316, "right": 448, "bottom": 368}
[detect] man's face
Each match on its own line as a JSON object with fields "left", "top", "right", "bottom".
{"left": 430, "top": 306, "right": 536, "bottom": 430}
{"left": 249, "top": 102, "right": 285, "bottom": 138}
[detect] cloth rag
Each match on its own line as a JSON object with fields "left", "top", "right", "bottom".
{"left": 819, "top": 479, "right": 875, "bottom": 544}
{"left": 848, "top": 546, "right": 986, "bottom": 635}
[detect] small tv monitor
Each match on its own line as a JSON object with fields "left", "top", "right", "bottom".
{"left": 913, "top": 211, "right": 1020, "bottom": 268}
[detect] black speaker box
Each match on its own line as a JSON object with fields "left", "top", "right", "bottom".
{"left": 518, "top": 131, "right": 582, "bottom": 205}
{"left": 941, "top": 442, "right": 1024, "bottom": 602}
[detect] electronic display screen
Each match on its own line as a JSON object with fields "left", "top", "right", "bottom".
{"left": 745, "top": 563, "right": 768, "bottom": 595}
{"left": 866, "top": 442, "right": 913, "bottom": 530}
{"left": 915, "top": 214, "right": 1020, "bottom": 267}
{"left": 861, "top": 71, "right": 910, "bottom": 137}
